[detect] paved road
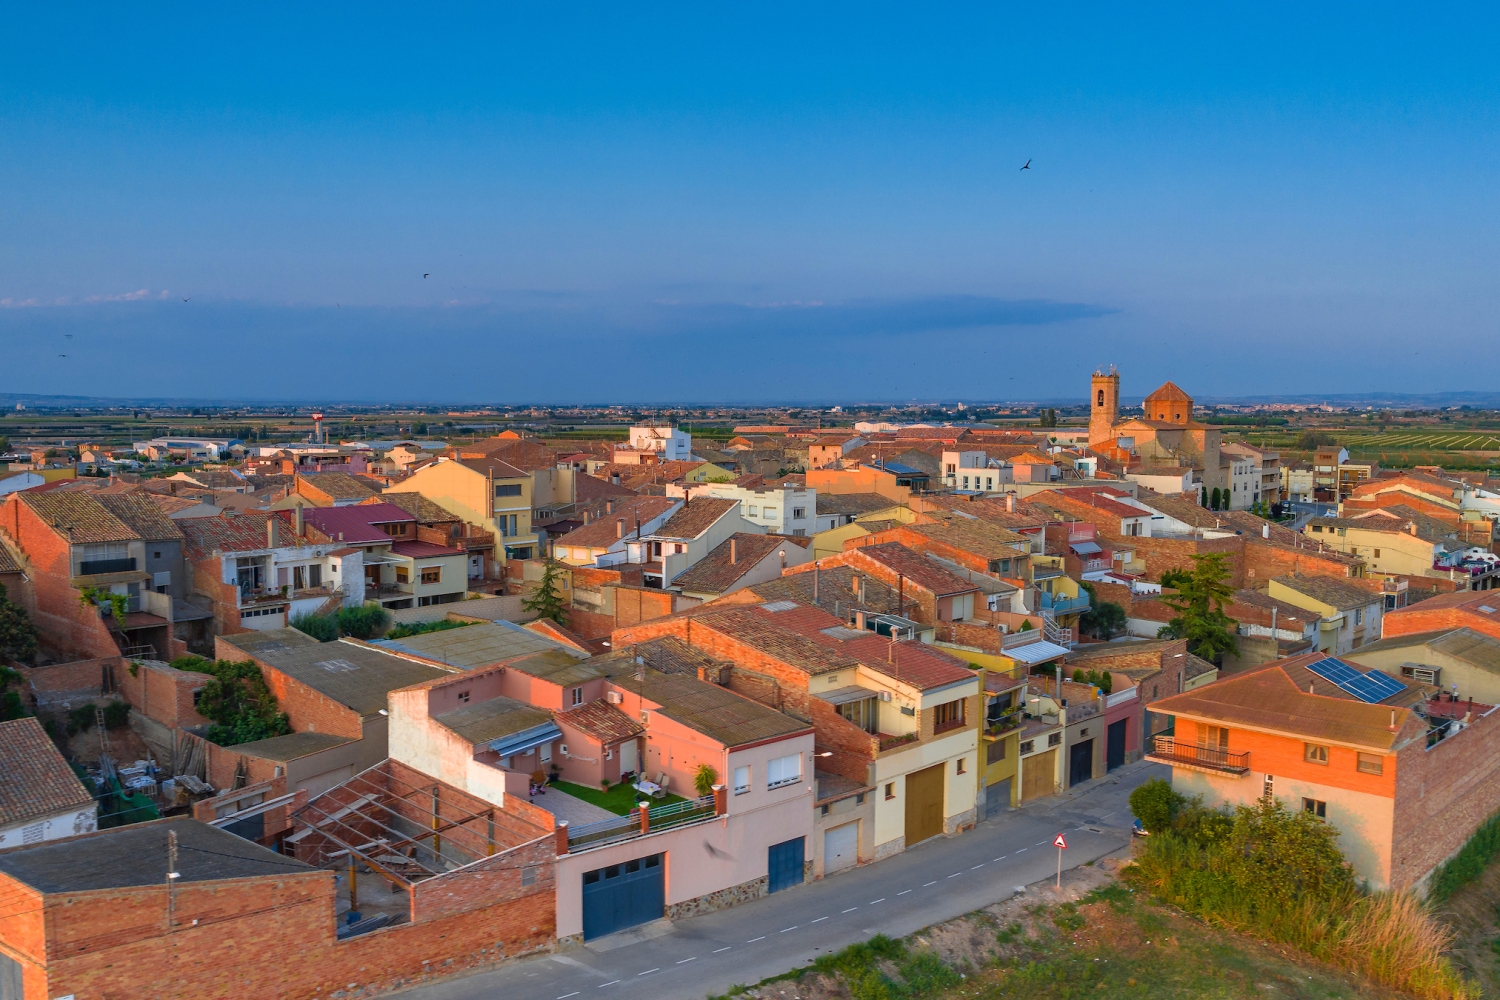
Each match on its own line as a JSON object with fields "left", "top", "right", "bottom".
{"left": 403, "top": 761, "right": 1163, "bottom": 1000}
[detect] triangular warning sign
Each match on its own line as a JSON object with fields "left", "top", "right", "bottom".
{"left": 1053, "top": 833, "right": 1068, "bottom": 849}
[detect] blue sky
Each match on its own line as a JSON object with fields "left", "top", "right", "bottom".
{"left": 2, "top": 4, "right": 1497, "bottom": 403}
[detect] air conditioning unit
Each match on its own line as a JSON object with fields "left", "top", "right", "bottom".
{"left": 878, "top": 691, "right": 892, "bottom": 702}
{"left": 606, "top": 691, "right": 623, "bottom": 705}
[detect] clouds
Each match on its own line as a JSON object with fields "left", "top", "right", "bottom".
{"left": 2, "top": 289, "right": 170, "bottom": 307}
{"left": 0, "top": 291, "right": 1119, "bottom": 402}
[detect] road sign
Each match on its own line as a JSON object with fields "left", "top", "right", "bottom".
{"left": 1053, "top": 833, "right": 1068, "bottom": 849}
{"left": 1054, "top": 833, "right": 1068, "bottom": 888}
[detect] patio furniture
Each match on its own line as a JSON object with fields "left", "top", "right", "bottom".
{"left": 633, "top": 779, "right": 660, "bottom": 796}
{"left": 653, "top": 775, "right": 670, "bottom": 799}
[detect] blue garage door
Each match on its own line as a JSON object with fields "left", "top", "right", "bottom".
{"left": 582, "top": 853, "right": 664, "bottom": 940}
{"left": 768, "top": 837, "right": 805, "bottom": 894}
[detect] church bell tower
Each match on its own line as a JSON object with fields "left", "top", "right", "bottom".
{"left": 1089, "top": 367, "right": 1120, "bottom": 448}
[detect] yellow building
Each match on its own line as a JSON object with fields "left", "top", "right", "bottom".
{"left": 1306, "top": 512, "right": 1457, "bottom": 582}
{"left": 811, "top": 503, "right": 915, "bottom": 559}
{"left": 385, "top": 457, "right": 536, "bottom": 563}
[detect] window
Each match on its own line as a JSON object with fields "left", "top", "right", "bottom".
{"left": 1302, "top": 798, "right": 1327, "bottom": 819}
{"left": 956, "top": 758, "right": 966, "bottom": 775}
{"left": 1304, "top": 743, "right": 1329, "bottom": 765}
{"left": 1374, "top": 549, "right": 1381, "bottom": 558}
{"left": 1047, "top": 732, "right": 1061, "bottom": 747}
{"left": 838, "top": 697, "right": 880, "bottom": 734}
{"left": 456, "top": 690, "right": 470, "bottom": 703}
{"left": 884, "top": 782, "right": 896, "bottom": 800}
{"left": 985, "top": 478, "right": 994, "bottom": 490}
{"left": 792, "top": 528, "right": 806, "bottom": 536}
{"left": 571, "top": 687, "right": 583, "bottom": 707}
{"left": 821, "top": 803, "right": 830, "bottom": 816}
{"left": 792, "top": 507, "right": 806, "bottom": 519}
{"left": 521, "top": 864, "right": 539, "bottom": 887}
{"left": 420, "top": 566, "right": 441, "bottom": 584}
{"left": 494, "top": 483, "right": 522, "bottom": 497}
{"left": 1020, "top": 740, "right": 1035, "bottom": 754}
{"left": 767, "top": 753, "right": 802, "bottom": 789}
{"left": 933, "top": 699, "right": 965, "bottom": 729}
{"left": 1357, "top": 752, "right": 1384, "bottom": 775}
{"left": 748, "top": 505, "right": 759, "bottom": 516}
{"left": 1198, "top": 726, "right": 1229, "bottom": 750}
{"left": 308, "top": 564, "right": 322, "bottom": 588}
{"left": 396, "top": 566, "right": 410, "bottom": 584}
{"left": 733, "top": 765, "right": 750, "bottom": 794}
{"left": 987, "top": 739, "right": 1006, "bottom": 763}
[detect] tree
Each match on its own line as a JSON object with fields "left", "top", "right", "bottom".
{"left": 290, "top": 612, "right": 337, "bottom": 642}
{"left": 1209, "top": 487, "right": 1223, "bottom": 510}
{"left": 0, "top": 583, "right": 39, "bottom": 664}
{"left": 1129, "top": 778, "right": 1185, "bottom": 834}
{"left": 1157, "top": 553, "right": 1239, "bottom": 663}
{"left": 171, "top": 656, "right": 291, "bottom": 747}
{"left": 336, "top": 603, "right": 389, "bottom": 639}
{"left": 1158, "top": 568, "right": 1192, "bottom": 591}
{"left": 1200, "top": 485, "right": 1208, "bottom": 507}
{"left": 522, "top": 560, "right": 568, "bottom": 624}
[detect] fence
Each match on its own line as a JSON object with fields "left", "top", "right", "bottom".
{"left": 565, "top": 795, "right": 718, "bottom": 851}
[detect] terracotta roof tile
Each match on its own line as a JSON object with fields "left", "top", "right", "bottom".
{"left": 560, "top": 496, "right": 680, "bottom": 550}
{"left": 178, "top": 512, "right": 298, "bottom": 557}
{"left": 372, "top": 492, "right": 458, "bottom": 523}
{"left": 1273, "top": 574, "right": 1380, "bottom": 612}
{"left": 848, "top": 542, "right": 977, "bottom": 596}
{"left": 17, "top": 492, "right": 138, "bottom": 544}
{"left": 94, "top": 493, "right": 185, "bottom": 541}
{"left": 673, "top": 533, "right": 810, "bottom": 595}
{"left": 0, "top": 718, "right": 94, "bottom": 826}
{"left": 295, "top": 472, "right": 380, "bottom": 501}
{"left": 563, "top": 700, "right": 644, "bottom": 745}
{"left": 654, "top": 497, "right": 739, "bottom": 540}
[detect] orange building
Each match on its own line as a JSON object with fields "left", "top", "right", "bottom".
{"left": 1146, "top": 652, "right": 1500, "bottom": 893}
{"left": 1382, "top": 590, "right": 1500, "bottom": 643}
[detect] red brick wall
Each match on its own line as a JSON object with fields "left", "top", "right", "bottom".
{"left": 1383, "top": 607, "right": 1500, "bottom": 643}
{"left": 1391, "top": 707, "right": 1500, "bottom": 892}
{"left": 1241, "top": 538, "right": 1362, "bottom": 584}
{"left": 13, "top": 860, "right": 557, "bottom": 1000}
{"left": 790, "top": 548, "right": 939, "bottom": 623}
{"left": 1120, "top": 535, "right": 1245, "bottom": 586}
{"left": 0, "top": 496, "right": 121, "bottom": 661}
{"left": 191, "top": 552, "right": 248, "bottom": 635}
{"left": 611, "top": 586, "right": 679, "bottom": 628}
{"left": 217, "top": 639, "right": 365, "bottom": 740}
{"left": 20, "top": 657, "right": 118, "bottom": 710}
{"left": 1343, "top": 490, "right": 1460, "bottom": 523}
{"left": 115, "top": 659, "right": 214, "bottom": 730}
{"left": 410, "top": 834, "right": 555, "bottom": 923}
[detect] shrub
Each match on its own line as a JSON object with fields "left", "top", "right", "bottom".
{"left": 386, "top": 618, "right": 475, "bottom": 640}
{"left": 290, "top": 612, "right": 338, "bottom": 642}
{"left": 337, "top": 603, "right": 390, "bottom": 639}
{"left": 102, "top": 699, "right": 131, "bottom": 729}
{"left": 694, "top": 763, "right": 718, "bottom": 797}
{"left": 1427, "top": 808, "right": 1500, "bottom": 903}
{"left": 67, "top": 703, "right": 97, "bottom": 735}
{"left": 170, "top": 655, "right": 291, "bottom": 747}
{"left": 1128, "top": 777, "right": 1184, "bottom": 833}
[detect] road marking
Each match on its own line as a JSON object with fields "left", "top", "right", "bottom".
{"left": 922, "top": 880, "right": 937, "bottom": 886}
{"left": 712, "top": 947, "right": 732, "bottom": 953}
{"left": 971, "top": 864, "right": 985, "bottom": 869}
{"left": 748, "top": 936, "right": 766, "bottom": 942}
{"left": 559, "top": 993, "right": 581, "bottom": 998}
{"left": 994, "top": 856, "right": 1006, "bottom": 861}
{"left": 946, "top": 873, "right": 961, "bottom": 878}
{"left": 638, "top": 970, "right": 659, "bottom": 977}
{"left": 842, "top": 907, "right": 858, "bottom": 913}
{"left": 870, "top": 898, "right": 885, "bottom": 904}
{"left": 897, "top": 890, "right": 912, "bottom": 895}
{"left": 1036, "top": 841, "right": 1047, "bottom": 846}
{"left": 677, "top": 958, "right": 697, "bottom": 964}
{"left": 1016, "top": 848, "right": 1027, "bottom": 853}
{"left": 811, "top": 916, "right": 829, "bottom": 923}
{"left": 597, "top": 982, "right": 620, "bottom": 989}
{"left": 780, "top": 926, "right": 798, "bottom": 933}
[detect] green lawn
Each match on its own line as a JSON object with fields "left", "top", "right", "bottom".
{"left": 549, "top": 780, "right": 687, "bottom": 816}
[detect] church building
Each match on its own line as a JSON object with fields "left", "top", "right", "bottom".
{"left": 1087, "top": 367, "right": 1226, "bottom": 493}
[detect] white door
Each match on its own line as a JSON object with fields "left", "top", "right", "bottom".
{"left": 619, "top": 738, "right": 638, "bottom": 776}
{"left": 824, "top": 822, "right": 858, "bottom": 874}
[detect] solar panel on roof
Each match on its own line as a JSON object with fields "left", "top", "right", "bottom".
{"left": 1479, "top": 605, "right": 1498, "bottom": 614}
{"left": 759, "top": 601, "right": 797, "bottom": 612}
{"left": 1305, "top": 656, "right": 1407, "bottom": 704}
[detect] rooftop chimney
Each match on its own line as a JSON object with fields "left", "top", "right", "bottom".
{"left": 295, "top": 504, "right": 304, "bottom": 537}
{"left": 1409, "top": 522, "right": 1418, "bottom": 536}
{"left": 616, "top": 518, "right": 626, "bottom": 539}
{"left": 267, "top": 518, "right": 276, "bottom": 549}
{"left": 851, "top": 573, "right": 861, "bottom": 595}
{"left": 606, "top": 500, "right": 614, "bottom": 514}
{"left": 1005, "top": 494, "right": 1016, "bottom": 512}
{"left": 583, "top": 511, "right": 592, "bottom": 525}
{"left": 1262, "top": 523, "right": 1270, "bottom": 539}
{"left": 730, "top": 538, "right": 738, "bottom": 564}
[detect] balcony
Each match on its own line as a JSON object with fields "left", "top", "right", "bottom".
{"left": 1040, "top": 593, "right": 1091, "bottom": 616}
{"left": 1144, "top": 735, "right": 1251, "bottom": 776}
{"left": 79, "top": 557, "right": 136, "bottom": 575}
{"left": 984, "top": 707, "right": 1025, "bottom": 737}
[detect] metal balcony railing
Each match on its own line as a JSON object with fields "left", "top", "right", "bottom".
{"left": 1145, "top": 735, "right": 1251, "bottom": 775}
{"left": 79, "top": 557, "right": 136, "bottom": 575}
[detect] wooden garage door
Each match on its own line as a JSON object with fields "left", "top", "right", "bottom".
{"left": 904, "top": 763, "right": 945, "bottom": 846}
{"left": 1021, "top": 749, "right": 1057, "bottom": 801}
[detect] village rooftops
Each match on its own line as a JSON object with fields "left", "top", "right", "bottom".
{"left": 0, "top": 718, "right": 94, "bottom": 828}
{"left": 815, "top": 493, "right": 900, "bottom": 517}
{"left": 671, "top": 533, "right": 811, "bottom": 595}
{"left": 375, "top": 621, "right": 585, "bottom": 671}
{"left": 741, "top": 566, "right": 907, "bottom": 618}
{"left": 296, "top": 503, "right": 415, "bottom": 545}
{"left": 563, "top": 699, "right": 645, "bottom": 745}
{"left": 178, "top": 511, "right": 299, "bottom": 557}
{"left": 389, "top": 540, "right": 465, "bottom": 558}
{"left": 92, "top": 493, "right": 185, "bottom": 541}
{"left": 220, "top": 731, "right": 357, "bottom": 762}
{"left": 434, "top": 696, "right": 554, "bottom": 746}
{"left": 505, "top": 649, "right": 605, "bottom": 687}
{"left": 896, "top": 519, "right": 1030, "bottom": 558}
{"left": 295, "top": 472, "right": 383, "bottom": 501}
{"left": 13, "top": 491, "right": 141, "bottom": 544}
{"left": 1147, "top": 653, "right": 1426, "bottom": 752}
{"left": 847, "top": 542, "right": 978, "bottom": 597}
{"left": 1388, "top": 590, "right": 1500, "bottom": 621}
{"left": 1351, "top": 628, "right": 1500, "bottom": 675}
{"left": 651, "top": 497, "right": 739, "bottom": 540}
{"left": 592, "top": 635, "right": 727, "bottom": 678}
{"left": 560, "top": 496, "right": 680, "bottom": 550}
{"left": 253, "top": 639, "right": 451, "bottom": 718}
{"left": 217, "top": 626, "right": 322, "bottom": 658}
{"left": 1272, "top": 574, "right": 1381, "bottom": 612}
{"left": 369, "top": 491, "right": 458, "bottom": 523}
{"left": 607, "top": 666, "right": 811, "bottom": 749}
{"left": 0, "top": 818, "right": 312, "bottom": 892}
